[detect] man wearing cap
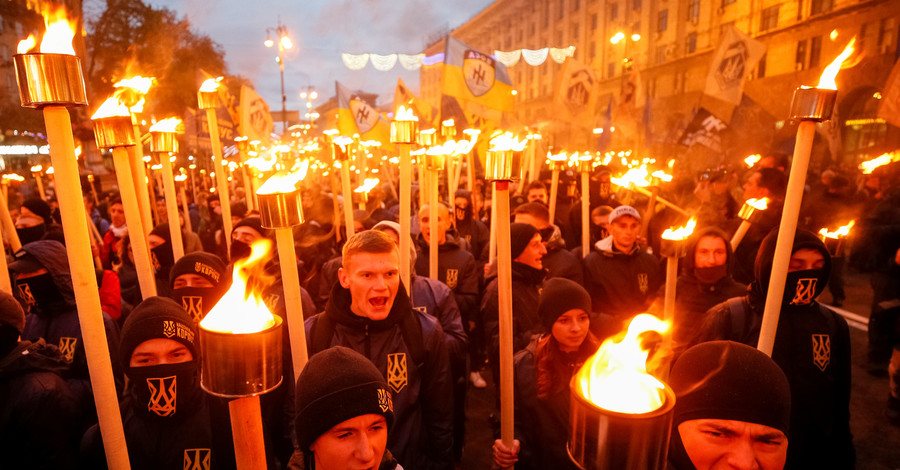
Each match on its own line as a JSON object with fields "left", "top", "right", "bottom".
{"left": 669, "top": 341, "right": 792, "bottom": 470}
{"left": 80, "top": 296, "right": 237, "bottom": 469}
{"left": 733, "top": 168, "right": 786, "bottom": 284}
{"left": 513, "top": 202, "right": 583, "bottom": 285}
{"left": 101, "top": 198, "right": 127, "bottom": 269}
{"left": 16, "top": 198, "right": 55, "bottom": 244}
{"left": 582, "top": 205, "right": 662, "bottom": 339}
{"left": 307, "top": 230, "right": 453, "bottom": 470}
{"left": 168, "top": 251, "right": 231, "bottom": 323}
{"left": 290, "top": 346, "right": 401, "bottom": 470}
{"left": 148, "top": 223, "right": 178, "bottom": 298}
{"left": 0, "top": 289, "right": 79, "bottom": 468}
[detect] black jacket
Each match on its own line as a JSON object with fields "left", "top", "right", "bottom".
{"left": 482, "top": 262, "right": 546, "bottom": 356}
{"left": 541, "top": 224, "right": 584, "bottom": 285}
{"left": 582, "top": 237, "right": 662, "bottom": 319}
{"left": 306, "top": 283, "right": 453, "bottom": 470}
{"left": 415, "top": 234, "right": 480, "bottom": 326}
{"left": 410, "top": 274, "right": 468, "bottom": 364}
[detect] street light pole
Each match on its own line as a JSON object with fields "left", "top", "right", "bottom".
{"left": 266, "top": 20, "right": 293, "bottom": 135}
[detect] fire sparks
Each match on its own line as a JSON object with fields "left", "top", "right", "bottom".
{"left": 819, "top": 220, "right": 855, "bottom": 239}
{"left": 200, "top": 240, "right": 277, "bottom": 333}
{"left": 395, "top": 106, "right": 418, "bottom": 122}
{"left": 859, "top": 152, "right": 899, "bottom": 174}
{"left": 574, "top": 314, "right": 670, "bottom": 414}
{"left": 149, "top": 117, "right": 183, "bottom": 133}
{"left": 744, "top": 154, "right": 761, "bottom": 167}
{"left": 257, "top": 161, "right": 309, "bottom": 194}
{"left": 489, "top": 132, "right": 528, "bottom": 152}
{"left": 745, "top": 197, "right": 769, "bottom": 210}
{"left": 817, "top": 38, "right": 855, "bottom": 90}
{"left": 200, "top": 77, "right": 224, "bottom": 93}
{"left": 661, "top": 218, "right": 697, "bottom": 241}
{"left": 91, "top": 96, "right": 131, "bottom": 119}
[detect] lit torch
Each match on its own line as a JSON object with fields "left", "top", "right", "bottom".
{"left": 200, "top": 240, "right": 282, "bottom": 470}
{"left": 661, "top": 219, "right": 696, "bottom": 336}
{"left": 569, "top": 314, "right": 675, "bottom": 470}
{"left": 818, "top": 220, "right": 855, "bottom": 257}
{"left": 611, "top": 169, "right": 690, "bottom": 217}
{"left": 149, "top": 117, "right": 185, "bottom": 261}
{"left": 30, "top": 164, "right": 46, "bottom": 200}
{"left": 859, "top": 152, "right": 899, "bottom": 174}
{"left": 485, "top": 131, "right": 527, "bottom": 459}
{"left": 744, "top": 153, "right": 762, "bottom": 168}
{"left": 578, "top": 153, "right": 594, "bottom": 258}
{"left": 333, "top": 135, "right": 357, "bottom": 238}
{"left": 425, "top": 143, "right": 448, "bottom": 280}
{"left": 114, "top": 75, "right": 156, "bottom": 235}
{"left": 548, "top": 152, "right": 568, "bottom": 225}
{"left": 758, "top": 38, "right": 855, "bottom": 357}
{"left": 198, "top": 77, "right": 233, "bottom": 253}
{"left": 15, "top": 11, "right": 130, "bottom": 468}
{"left": 730, "top": 197, "right": 769, "bottom": 250}
{"left": 256, "top": 163, "right": 310, "bottom": 384}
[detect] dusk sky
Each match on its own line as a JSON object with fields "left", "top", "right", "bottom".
{"left": 144, "top": 0, "right": 494, "bottom": 115}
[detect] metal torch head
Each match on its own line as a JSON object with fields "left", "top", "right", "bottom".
{"left": 198, "top": 90, "right": 218, "bottom": 110}
{"left": 199, "top": 316, "right": 283, "bottom": 398}
{"left": 390, "top": 120, "right": 418, "bottom": 144}
{"left": 150, "top": 132, "right": 179, "bottom": 154}
{"left": 257, "top": 190, "right": 304, "bottom": 229}
{"left": 485, "top": 150, "right": 522, "bottom": 182}
{"left": 789, "top": 87, "right": 837, "bottom": 122}
{"left": 92, "top": 116, "right": 136, "bottom": 149}
{"left": 14, "top": 53, "right": 87, "bottom": 108}
{"left": 659, "top": 238, "right": 689, "bottom": 258}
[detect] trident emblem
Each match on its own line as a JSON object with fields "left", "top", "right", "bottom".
{"left": 147, "top": 375, "right": 178, "bottom": 417}
{"left": 387, "top": 353, "right": 408, "bottom": 393}
{"left": 790, "top": 278, "right": 818, "bottom": 305}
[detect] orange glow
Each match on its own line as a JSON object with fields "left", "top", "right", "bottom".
{"left": 611, "top": 167, "right": 651, "bottom": 188}
{"left": 574, "top": 314, "right": 670, "bottom": 414}
{"left": 354, "top": 178, "right": 380, "bottom": 193}
{"left": 395, "top": 106, "right": 418, "bottom": 122}
{"left": 16, "top": 35, "right": 35, "bottom": 54}
{"left": 662, "top": 218, "right": 697, "bottom": 241}
{"left": 2, "top": 174, "right": 25, "bottom": 183}
{"left": 114, "top": 76, "right": 154, "bottom": 95}
{"left": 149, "top": 117, "right": 183, "bottom": 133}
{"left": 200, "top": 240, "right": 277, "bottom": 333}
{"left": 549, "top": 152, "right": 568, "bottom": 162}
{"left": 817, "top": 38, "right": 855, "bottom": 90}
{"left": 489, "top": 132, "right": 527, "bottom": 152}
{"left": 257, "top": 161, "right": 309, "bottom": 194}
{"left": 91, "top": 96, "right": 131, "bottom": 120}
{"left": 30, "top": 165, "right": 42, "bottom": 173}
{"left": 819, "top": 220, "right": 855, "bottom": 239}
{"left": 442, "top": 119, "right": 455, "bottom": 127}
{"left": 745, "top": 197, "right": 769, "bottom": 210}
{"left": 200, "top": 77, "right": 224, "bottom": 93}
{"left": 744, "top": 154, "right": 761, "bottom": 167}
{"left": 651, "top": 170, "right": 673, "bottom": 182}
{"left": 46, "top": 167, "right": 54, "bottom": 175}
{"left": 859, "top": 152, "right": 899, "bottom": 174}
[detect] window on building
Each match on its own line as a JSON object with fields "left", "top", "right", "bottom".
{"left": 656, "top": 45, "right": 667, "bottom": 65}
{"left": 573, "top": 0, "right": 580, "bottom": 11}
{"left": 591, "top": 13, "right": 598, "bottom": 30}
{"left": 879, "top": 18, "right": 896, "bottom": 52}
{"left": 633, "top": 0, "right": 642, "bottom": 10}
{"left": 720, "top": 21, "right": 734, "bottom": 38}
{"left": 810, "top": 0, "right": 833, "bottom": 15}
{"left": 0, "top": 14, "right": 4, "bottom": 33}
{"left": 687, "top": 0, "right": 700, "bottom": 22}
{"left": 858, "top": 22, "right": 867, "bottom": 53}
{"left": 756, "top": 52, "right": 767, "bottom": 78}
{"left": 760, "top": 5, "right": 779, "bottom": 32}
{"left": 590, "top": 41, "right": 597, "bottom": 58}
{"left": 658, "top": 10, "right": 668, "bottom": 32}
{"left": 796, "top": 39, "right": 807, "bottom": 70}
{"left": 558, "top": 0, "right": 566, "bottom": 20}
{"left": 686, "top": 32, "right": 698, "bottom": 53}
{"left": 608, "top": 62, "right": 616, "bottom": 78}
{"left": 809, "top": 36, "right": 822, "bottom": 68}
{"left": 15, "top": 21, "right": 23, "bottom": 37}
{"left": 610, "top": 2, "right": 619, "bottom": 20}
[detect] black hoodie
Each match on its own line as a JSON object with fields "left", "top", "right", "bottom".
{"left": 697, "top": 230, "right": 854, "bottom": 470}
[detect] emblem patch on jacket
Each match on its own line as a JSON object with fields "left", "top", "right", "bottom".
{"left": 182, "top": 297, "right": 203, "bottom": 322}
{"left": 387, "top": 353, "right": 408, "bottom": 393}
{"left": 17, "top": 283, "right": 35, "bottom": 306}
{"left": 183, "top": 448, "right": 211, "bottom": 470}
{"left": 58, "top": 337, "right": 77, "bottom": 363}
{"left": 812, "top": 334, "right": 831, "bottom": 371}
{"left": 147, "top": 375, "right": 177, "bottom": 417}
{"left": 790, "top": 278, "right": 817, "bottom": 305}
{"left": 446, "top": 269, "right": 459, "bottom": 289}
{"left": 413, "top": 305, "right": 428, "bottom": 315}
{"left": 377, "top": 388, "right": 394, "bottom": 413}
{"left": 638, "top": 273, "right": 649, "bottom": 294}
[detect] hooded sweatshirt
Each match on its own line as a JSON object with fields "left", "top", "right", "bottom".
{"left": 582, "top": 236, "right": 662, "bottom": 321}
{"left": 696, "top": 230, "right": 854, "bottom": 470}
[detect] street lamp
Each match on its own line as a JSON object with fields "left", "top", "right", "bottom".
{"left": 610, "top": 31, "right": 641, "bottom": 73}
{"left": 265, "top": 20, "right": 292, "bottom": 134}
{"left": 299, "top": 86, "right": 318, "bottom": 126}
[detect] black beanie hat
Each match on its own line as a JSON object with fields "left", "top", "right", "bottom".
{"left": 150, "top": 223, "right": 172, "bottom": 243}
{"left": 670, "top": 341, "right": 791, "bottom": 435}
{"left": 233, "top": 216, "right": 271, "bottom": 239}
{"left": 168, "top": 252, "right": 227, "bottom": 290}
{"left": 296, "top": 346, "right": 394, "bottom": 450}
{"left": 120, "top": 296, "right": 198, "bottom": 366}
{"left": 538, "top": 278, "right": 592, "bottom": 331}
{"left": 0, "top": 290, "right": 25, "bottom": 334}
{"left": 510, "top": 222, "right": 539, "bottom": 259}
{"left": 21, "top": 199, "right": 52, "bottom": 225}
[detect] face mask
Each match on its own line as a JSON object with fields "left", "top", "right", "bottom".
{"left": 151, "top": 243, "right": 174, "bottom": 273}
{"left": 126, "top": 361, "right": 201, "bottom": 420}
{"left": 230, "top": 239, "right": 251, "bottom": 262}
{"left": 16, "top": 224, "right": 46, "bottom": 245}
{"left": 783, "top": 268, "right": 827, "bottom": 306}
{"left": 171, "top": 287, "right": 223, "bottom": 323}
{"left": 694, "top": 264, "right": 728, "bottom": 284}
{"left": 16, "top": 273, "right": 64, "bottom": 312}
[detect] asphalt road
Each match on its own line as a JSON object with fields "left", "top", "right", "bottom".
{"left": 457, "top": 268, "right": 900, "bottom": 470}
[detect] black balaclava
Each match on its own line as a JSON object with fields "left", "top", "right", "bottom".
{"left": 684, "top": 226, "right": 734, "bottom": 285}
{"left": 149, "top": 223, "right": 175, "bottom": 274}
{"left": 454, "top": 189, "right": 474, "bottom": 223}
{"left": 16, "top": 224, "right": 46, "bottom": 245}
{"left": 167, "top": 252, "right": 229, "bottom": 323}
{"left": 751, "top": 229, "right": 831, "bottom": 309}
{"left": 230, "top": 217, "right": 269, "bottom": 262}
{"left": 11, "top": 252, "right": 63, "bottom": 315}
{"left": 121, "top": 297, "right": 202, "bottom": 420}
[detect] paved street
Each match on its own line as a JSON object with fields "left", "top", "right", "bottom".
{"left": 459, "top": 268, "right": 900, "bottom": 469}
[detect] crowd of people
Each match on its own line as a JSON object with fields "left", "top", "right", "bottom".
{"left": 1, "top": 150, "right": 899, "bottom": 469}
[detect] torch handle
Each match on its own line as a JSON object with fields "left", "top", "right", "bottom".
{"left": 180, "top": 184, "right": 193, "bottom": 234}
{"left": 489, "top": 190, "right": 497, "bottom": 265}
{"left": 0, "top": 241, "right": 9, "bottom": 293}
{"left": 758, "top": 121, "right": 816, "bottom": 356}
{"left": 581, "top": 171, "right": 590, "bottom": 258}
{"left": 229, "top": 395, "right": 268, "bottom": 470}
{"left": 45, "top": 107, "right": 131, "bottom": 470}
{"left": 633, "top": 185, "right": 691, "bottom": 217}
{"left": 128, "top": 125, "right": 154, "bottom": 235}
{"left": 329, "top": 171, "right": 342, "bottom": 243}
{"left": 112, "top": 147, "right": 157, "bottom": 299}
{"left": 206, "top": 108, "right": 233, "bottom": 254}
{"left": 241, "top": 165, "right": 255, "bottom": 211}
{"left": 417, "top": 164, "right": 427, "bottom": 211}
{"left": 730, "top": 220, "right": 752, "bottom": 251}
{"left": 495, "top": 182, "right": 516, "bottom": 452}
{"left": 429, "top": 169, "right": 439, "bottom": 280}
{"left": 399, "top": 145, "right": 412, "bottom": 292}
{"left": 467, "top": 151, "right": 475, "bottom": 192}
{"left": 276, "top": 228, "right": 309, "bottom": 380}
{"left": 0, "top": 189, "right": 22, "bottom": 252}
{"left": 159, "top": 155, "right": 185, "bottom": 261}
{"left": 35, "top": 174, "right": 46, "bottom": 201}
{"left": 664, "top": 256, "right": 678, "bottom": 325}
{"left": 340, "top": 165, "right": 355, "bottom": 239}
{"left": 549, "top": 169, "right": 560, "bottom": 226}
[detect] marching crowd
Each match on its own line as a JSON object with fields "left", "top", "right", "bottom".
{"left": 2, "top": 151, "right": 899, "bottom": 470}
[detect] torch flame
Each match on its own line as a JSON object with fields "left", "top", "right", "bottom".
{"left": 744, "top": 154, "right": 761, "bottom": 167}
{"left": 354, "top": 178, "right": 380, "bottom": 193}
{"left": 745, "top": 197, "right": 769, "bottom": 210}
{"left": 200, "top": 240, "right": 277, "bottom": 333}
{"left": 489, "top": 132, "right": 527, "bottom": 152}
{"left": 661, "top": 218, "right": 697, "bottom": 241}
{"left": 395, "top": 106, "right": 418, "bottom": 122}
{"left": 200, "top": 77, "right": 224, "bottom": 93}
{"left": 2, "top": 174, "right": 25, "bottom": 183}
{"left": 149, "top": 117, "right": 183, "bottom": 133}
{"left": 257, "top": 160, "right": 309, "bottom": 194}
{"left": 859, "top": 152, "right": 899, "bottom": 174}
{"left": 817, "top": 38, "right": 855, "bottom": 90}
{"left": 91, "top": 96, "right": 131, "bottom": 119}
{"left": 30, "top": 165, "right": 42, "bottom": 173}
{"left": 442, "top": 119, "right": 455, "bottom": 127}
{"left": 174, "top": 174, "right": 187, "bottom": 182}
{"left": 651, "top": 170, "right": 673, "bottom": 182}
{"left": 17, "top": 35, "right": 36, "bottom": 54}
{"left": 574, "top": 314, "right": 670, "bottom": 414}
{"left": 819, "top": 220, "right": 855, "bottom": 239}
{"left": 46, "top": 167, "right": 54, "bottom": 175}
{"left": 611, "top": 167, "right": 651, "bottom": 188}
{"left": 549, "top": 152, "right": 568, "bottom": 162}
{"left": 114, "top": 76, "right": 154, "bottom": 95}
{"left": 39, "top": 10, "right": 77, "bottom": 55}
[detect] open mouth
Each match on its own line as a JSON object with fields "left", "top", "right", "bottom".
{"left": 369, "top": 296, "right": 389, "bottom": 309}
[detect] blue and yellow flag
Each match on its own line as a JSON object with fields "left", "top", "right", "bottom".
{"left": 441, "top": 36, "right": 514, "bottom": 123}
{"left": 336, "top": 81, "right": 391, "bottom": 144}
